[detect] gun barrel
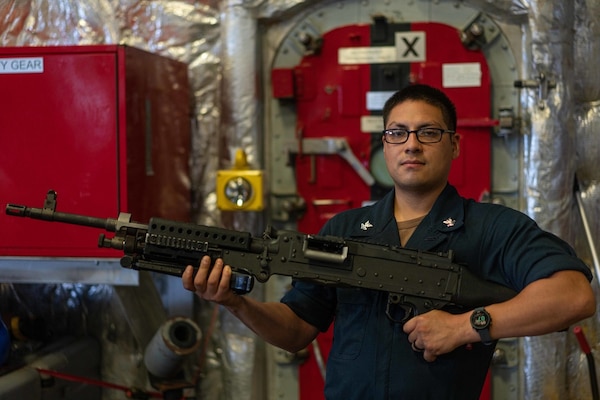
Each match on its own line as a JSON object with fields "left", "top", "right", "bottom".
{"left": 6, "top": 204, "right": 117, "bottom": 231}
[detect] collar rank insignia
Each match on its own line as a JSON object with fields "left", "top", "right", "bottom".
{"left": 360, "top": 220, "right": 373, "bottom": 231}
{"left": 443, "top": 218, "right": 456, "bottom": 228}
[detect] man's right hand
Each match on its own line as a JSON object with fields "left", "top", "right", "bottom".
{"left": 181, "top": 255, "right": 320, "bottom": 353}
{"left": 182, "top": 255, "right": 241, "bottom": 308}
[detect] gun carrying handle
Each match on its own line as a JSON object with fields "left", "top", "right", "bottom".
{"left": 304, "top": 248, "right": 348, "bottom": 263}
{"left": 302, "top": 235, "right": 349, "bottom": 264}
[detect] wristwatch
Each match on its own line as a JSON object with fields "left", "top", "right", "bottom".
{"left": 470, "top": 307, "right": 493, "bottom": 345}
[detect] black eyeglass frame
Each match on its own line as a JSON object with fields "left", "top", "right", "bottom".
{"left": 382, "top": 128, "right": 455, "bottom": 144}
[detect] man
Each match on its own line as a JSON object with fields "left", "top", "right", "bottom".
{"left": 182, "top": 84, "right": 595, "bottom": 399}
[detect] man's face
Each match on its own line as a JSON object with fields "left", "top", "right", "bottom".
{"left": 382, "top": 99, "right": 460, "bottom": 193}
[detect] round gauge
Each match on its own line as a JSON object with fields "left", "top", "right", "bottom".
{"left": 224, "top": 177, "right": 253, "bottom": 207}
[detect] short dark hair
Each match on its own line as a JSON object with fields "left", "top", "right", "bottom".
{"left": 382, "top": 84, "right": 457, "bottom": 131}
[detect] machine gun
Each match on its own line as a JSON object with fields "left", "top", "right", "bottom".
{"left": 5, "top": 190, "right": 517, "bottom": 324}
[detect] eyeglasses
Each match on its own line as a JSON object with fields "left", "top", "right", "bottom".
{"left": 382, "top": 128, "right": 455, "bottom": 144}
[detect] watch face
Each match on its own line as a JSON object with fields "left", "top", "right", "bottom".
{"left": 471, "top": 310, "right": 490, "bottom": 329}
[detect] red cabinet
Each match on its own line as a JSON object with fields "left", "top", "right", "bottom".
{"left": 0, "top": 45, "right": 191, "bottom": 258}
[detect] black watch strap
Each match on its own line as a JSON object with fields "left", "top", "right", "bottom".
{"left": 470, "top": 307, "right": 494, "bottom": 345}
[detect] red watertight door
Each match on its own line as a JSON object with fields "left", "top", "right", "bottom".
{"left": 291, "top": 21, "right": 491, "bottom": 235}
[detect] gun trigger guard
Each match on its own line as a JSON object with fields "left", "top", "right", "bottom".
{"left": 386, "top": 294, "right": 414, "bottom": 325}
